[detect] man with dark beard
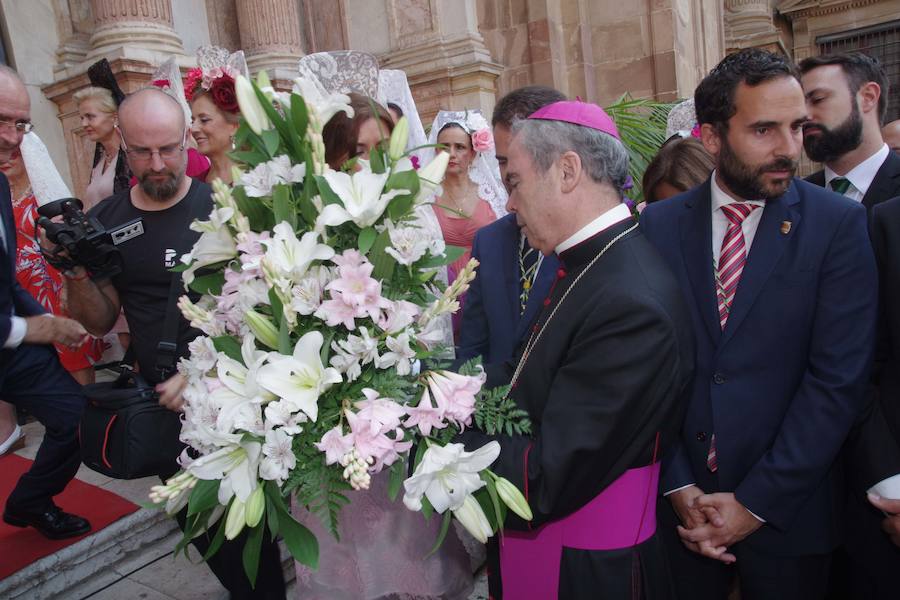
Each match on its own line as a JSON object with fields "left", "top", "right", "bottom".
{"left": 641, "top": 48, "right": 877, "bottom": 600}
{"left": 800, "top": 53, "right": 900, "bottom": 211}
{"left": 64, "top": 88, "right": 287, "bottom": 599}
{"left": 801, "top": 53, "right": 900, "bottom": 600}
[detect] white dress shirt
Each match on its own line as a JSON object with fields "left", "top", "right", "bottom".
{"left": 710, "top": 172, "right": 766, "bottom": 265}
{"left": 824, "top": 143, "right": 890, "bottom": 202}
{"left": 1, "top": 203, "right": 28, "bottom": 349}
{"left": 555, "top": 203, "right": 632, "bottom": 255}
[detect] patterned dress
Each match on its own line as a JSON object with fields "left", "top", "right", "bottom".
{"left": 12, "top": 188, "right": 102, "bottom": 371}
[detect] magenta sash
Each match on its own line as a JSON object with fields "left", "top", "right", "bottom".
{"left": 499, "top": 463, "right": 660, "bottom": 600}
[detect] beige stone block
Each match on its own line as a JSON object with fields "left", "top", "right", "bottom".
{"left": 653, "top": 50, "right": 677, "bottom": 98}
{"left": 650, "top": 8, "right": 675, "bottom": 53}
{"left": 528, "top": 19, "right": 552, "bottom": 62}
{"left": 525, "top": 0, "right": 547, "bottom": 23}
{"left": 586, "top": 0, "right": 648, "bottom": 25}
{"left": 510, "top": 0, "right": 531, "bottom": 26}
{"left": 590, "top": 17, "right": 646, "bottom": 64}
{"left": 593, "top": 57, "right": 655, "bottom": 104}
{"left": 477, "top": 0, "right": 498, "bottom": 30}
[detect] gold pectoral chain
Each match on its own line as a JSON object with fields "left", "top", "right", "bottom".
{"left": 506, "top": 223, "right": 639, "bottom": 394}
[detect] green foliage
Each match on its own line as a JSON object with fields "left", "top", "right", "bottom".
{"left": 284, "top": 442, "right": 352, "bottom": 541}
{"left": 188, "top": 271, "right": 226, "bottom": 295}
{"left": 604, "top": 94, "right": 674, "bottom": 203}
{"left": 474, "top": 385, "right": 532, "bottom": 436}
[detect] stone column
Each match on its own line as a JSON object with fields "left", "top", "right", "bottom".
{"left": 88, "top": 0, "right": 185, "bottom": 58}
{"left": 724, "top": 0, "right": 786, "bottom": 54}
{"left": 235, "top": 0, "right": 304, "bottom": 85}
{"left": 371, "top": 0, "right": 502, "bottom": 124}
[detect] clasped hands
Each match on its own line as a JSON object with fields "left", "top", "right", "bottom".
{"left": 669, "top": 485, "right": 763, "bottom": 564}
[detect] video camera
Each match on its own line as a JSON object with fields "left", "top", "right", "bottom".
{"left": 36, "top": 198, "right": 142, "bottom": 279}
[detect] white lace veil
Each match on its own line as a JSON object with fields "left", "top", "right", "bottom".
{"left": 377, "top": 69, "right": 428, "bottom": 163}
{"left": 150, "top": 57, "right": 192, "bottom": 128}
{"left": 20, "top": 132, "right": 72, "bottom": 207}
{"left": 297, "top": 51, "right": 379, "bottom": 97}
{"left": 196, "top": 45, "right": 250, "bottom": 81}
{"left": 423, "top": 110, "right": 507, "bottom": 218}
{"left": 666, "top": 98, "right": 697, "bottom": 138}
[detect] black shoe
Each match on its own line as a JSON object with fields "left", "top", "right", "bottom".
{"left": 3, "top": 505, "right": 91, "bottom": 539}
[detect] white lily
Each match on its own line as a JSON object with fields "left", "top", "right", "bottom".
{"left": 256, "top": 331, "right": 342, "bottom": 423}
{"left": 317, "top": 169, "right": 408, "bottom": 229}
{"left": 235, "top": 74, "right": 271, "bottom": 134}
{"left": 187, "top": 439, "right": 262, "bottom": 504}
{"left": 181, "top": 207, "right": 238, "bottom": 286}
{"left": 402, "top": 441, "right": 500, "bottom": 513}
{"left": 261, "top": 222, "right": 334, "bottom": 284}
{"left": 452, "top": 494, "right": 494, "bottom": 544}
{"left": 291, "top": 76, "right": 354, "bottom": 132}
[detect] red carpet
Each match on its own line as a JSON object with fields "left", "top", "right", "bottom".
{"left": 0, "top": 454, "right": 139, "bottom": 579}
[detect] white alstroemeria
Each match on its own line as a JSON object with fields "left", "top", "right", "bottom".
{"left": 291, "top": 76, "right": 353, "bottom": 132}
{"left": 259, "top": 428, "right": 297, "bottom": 485}
{"left": 187, "top": 439, "right": 263, "bottom": 504}
{"left": 384, "top": 219, "right": 432, "bottom": 266}
{"left": 402, "top": 441, "right": 500, "bottom": 513}
{"left": 453, "top": 494, "right": 493, "bottom": 544}
{"left": 268, "top": 154, "right": 307, "bottom": 185}
{"left": 329, "top": 327, "right": 381, "bottom": 381}
{"left": 415, "top": 151, "right": 450, "bottom": 204}
{"left": 241, "top": 155, "right": 307, "bottom": 198}
{"left": 240, "top": 161, "right": 280, "bottom": 198}
{"left": 263, "top": 399, "right": 307, "bottom": 434}
{"left": 235, "top": 74, "right": 271, "bottom": 134}
{"left": 181, "top": 207, "right": 238, "bottom": 286}
{"left": 256, "top": 331, "right": 342, "bottom": 423}
{"left": 317, "top": 169, "right": 408, "bottom": 229}
{"left": 290, "top": 266, "right": 331, "bottom": 316}
{"left": 261, "top": 222, "right": 334, "bottom": 284}
{"left": 178, "top": 336, "right": 218, "bottom": 379}
{"left": 375, "top": 331, "right": 416, "bottom": 376}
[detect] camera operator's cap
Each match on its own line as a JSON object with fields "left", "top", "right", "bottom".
{"left": 528, "top": 100, "right": 621, "bottom": 141}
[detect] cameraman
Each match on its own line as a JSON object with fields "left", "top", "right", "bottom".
{"left": 64, "top": 88, "right": 286, "bottom": 599}
{"left": 0, "top": 66, "right": 92, "bottom": 540}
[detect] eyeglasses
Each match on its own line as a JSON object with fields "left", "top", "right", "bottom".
{"left": 0, "top": 118, "right": 33, "bottom": 134}
{"left": 118, "top": 128, "right": 187, "bottom": 162}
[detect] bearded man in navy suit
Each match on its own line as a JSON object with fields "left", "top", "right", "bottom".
{"left": 641, "top": 49, "right": 878, "bottom": 599}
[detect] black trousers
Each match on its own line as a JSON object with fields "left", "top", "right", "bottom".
{"left": 658, "top": 498, "right": 831, "bottom": 600}
{"left": 1, "top": 343, "right": 85, "bottom": 513}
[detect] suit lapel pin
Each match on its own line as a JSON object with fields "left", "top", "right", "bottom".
{"left": 780, "top": 220, "right": 792, "bottom": 235}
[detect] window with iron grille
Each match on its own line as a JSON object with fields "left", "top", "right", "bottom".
{"left": 818, "top": 20, "right": 900, "bottom": 123}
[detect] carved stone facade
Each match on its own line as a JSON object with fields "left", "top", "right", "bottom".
{"left": 2, "top": 0, "right": 898, "bottom": 195}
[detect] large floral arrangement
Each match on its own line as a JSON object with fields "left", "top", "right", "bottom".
{"left": 149, "top": 71, "right": 532, "bottom": 583}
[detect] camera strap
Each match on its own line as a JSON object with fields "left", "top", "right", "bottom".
{"left": 155, "top": 186, "right": 211, "bottom": 380}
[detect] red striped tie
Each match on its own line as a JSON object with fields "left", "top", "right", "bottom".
{"left": 708, "top": 201, "right": 760, "bottom": 472}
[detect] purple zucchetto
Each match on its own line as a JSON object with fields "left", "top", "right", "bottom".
{"left": 528, "top": 100, "right": 621, "bottom": 141}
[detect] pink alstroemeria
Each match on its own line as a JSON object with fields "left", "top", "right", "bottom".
{"left": 354, "top": 388, "right": 407, "bottom": 436}
{"left": 425, "top": 369, "right": 486, "bottom": 430}
{"left": 315, "top": 426, "right": 353, "bottom": 465}
{"left": 404, "top": 387, "right": 447, "bottom": 437}
{"left": 345, "top": 410, "right": 412, "bottom": 472}
{"left": 376, "top": 300, "right": 421, "bottom": 334}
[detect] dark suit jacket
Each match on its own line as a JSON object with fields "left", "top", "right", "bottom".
{"left": 641, "top": 177, "right": 878, "bottom": 556}
{"left": 456, "top": 213, "right": 558, "bottom": 364}
{"left": 0, "top": 173, "right": 45, "bottom": 348}
{"left": 806, "top": 149, "right": 900, "bottom": 213}
{"left": 872, "top": 197, "right": 900, "bottom": 452}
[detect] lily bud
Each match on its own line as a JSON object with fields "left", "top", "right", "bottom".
{"left": 389, "top": 116, "right": 409, "bottom": 161}
{"left": 452, "top": 495, "right": 493, "bottom": 544}
{"left": 235, "top": 75, "right": 271, "bottom": 135}
{"left": 415, "top": 151, "right": 450, "bottom": 204}
{"left": 245, "top": 309, "right": 280, "bottom": 349}
{"left": 245, "top": 486, "right": 265, "bottom": 527}
{"left": 224, "top": 497, "right": 247, "bottom": 540}
{"left": 256, "top": 70, "right": 272, "bottom": 91}
{"left": 495, "top": 477, "right": 533, "bottom": 521}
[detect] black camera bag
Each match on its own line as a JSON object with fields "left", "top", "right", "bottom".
{"left": 80, "top": 369, "right": 184, "bottom": 479}
{"left": 78, "top": 194, "right": 204, "bottom": 479}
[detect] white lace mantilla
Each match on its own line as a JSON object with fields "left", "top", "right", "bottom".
{"left": 298, "top": 51, "right": 379, "bottom": 97}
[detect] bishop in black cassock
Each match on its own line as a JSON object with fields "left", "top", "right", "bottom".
{"left": 459, "top": 101, "right": 695, "bottom": 599}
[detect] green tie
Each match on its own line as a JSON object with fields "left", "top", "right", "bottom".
{"left": 829, "top": 177, "right": 851, "bottom": 195}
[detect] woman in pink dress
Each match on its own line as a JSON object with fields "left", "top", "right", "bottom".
{"left": 427, "top": 110, "right": 506, "bottom": 340}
